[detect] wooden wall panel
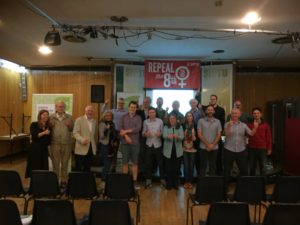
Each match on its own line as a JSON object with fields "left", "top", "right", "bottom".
{"left": 235, "top": 73, "right": 300, "bottom": 119}
{"left": 0, "top": 68, "right": 24, "bottom": 136}
{"left": 24, "top": 70, "right": 113, "bottom": 124}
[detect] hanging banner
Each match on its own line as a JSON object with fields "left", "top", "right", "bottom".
{"left": 144, "top": 60, "right": 201, "bottom": 89}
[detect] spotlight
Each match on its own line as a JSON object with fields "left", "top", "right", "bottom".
{"left": 44, "top": 28, "right": 61, "bottom": 46}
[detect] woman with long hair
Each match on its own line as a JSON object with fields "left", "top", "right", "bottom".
{"left": 163, "top": 114, "right": 184, "bottom": 190}
{"left": 99, "top": 110, "right": 117, "bottom": 181}
{"left": 183, "top": 112, "right": 197, "bottom": 189}
{"left": 25, "top": 109, "right": 51, "bottom": 178}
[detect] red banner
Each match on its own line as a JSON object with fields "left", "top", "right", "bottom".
{"left": 144, "top": 60, "right": 201, "bottom": 89}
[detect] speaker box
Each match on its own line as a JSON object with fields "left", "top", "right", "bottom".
{"left": 91, "top": 85, "right": 105, "bottom": 103}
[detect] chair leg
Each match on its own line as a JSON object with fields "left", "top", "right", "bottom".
{"left": 253, "top": 204, "right": 257, "bottom": 224}
{"left": 186, "top": 198, "right": 190, "bottom": 225}
{"left": 24, "top": 197, "right": 33, "bottom": 215}
{"left": 191, "top": 205, "right": 194, "bottom": 225}
{"left": 23, "top": 199, "right": 29, "bottom": 215}
{"left": 258, "top": 204, "right": 262, "bottom": 224}
{"left": 136, "top": 201, "right": 140, "bottom": 223}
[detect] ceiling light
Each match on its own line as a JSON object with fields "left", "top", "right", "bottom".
{"left": 38, "top": 46, "right": 52, "bottom": 55}
{"left": 63, "top": 35, "right": 86, "bottom": 43}
{"left": 44, "top": 28, "right": 61, "bottom": 46}
{"left": 241, "top": 11, "right": 261, "bottom": 26}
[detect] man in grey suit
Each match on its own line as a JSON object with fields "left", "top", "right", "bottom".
{"left": 73, "top": 105, "right": 97, "bottom": 171}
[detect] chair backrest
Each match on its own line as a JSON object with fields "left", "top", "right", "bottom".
{"left": 0, "top": 170, "right": 26, "bottom": 197}
{"left": 66, "top": 172, "right": 98, "bottom": 199}
{"left": 234, "top": 176, "right": 266, "bottom": 203}
{"left": 263, "top": 204, "right": 300, "bottom": 225}
{"left": 271, "top": 176, "right": 300, "bottom": 203}
{"left": 104, "top": 173, "right": 136, "bottom": 200}
{"left": 206, "top": 202, "right": 251, "bottom": 225}
{"left": 194, "top": 176, "right": 226, "bottom": 203}
{"left": 0, "top": 199, "right": 23, "bottom": 225}
{"left": 89, "top": 200, "right": 132, "bottom": 225}
{"left": 29, "top": 170, "right": 61, "bottom": 198}
{"left": 31, "top": 199, "right": 77, "bottom": 225}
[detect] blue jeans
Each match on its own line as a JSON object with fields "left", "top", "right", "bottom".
{"left": 183, "top": 151, "right": 196, "bottom": 183}
{"left": 248, "top": 148, "right": 268, "bottom": 176}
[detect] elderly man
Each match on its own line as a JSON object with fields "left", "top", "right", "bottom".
{"left": 50, "top": 100, "right": 74, "bottom": 186}
{"left": 224, "top": 108, "right": 258, "bottom": 188}
{"left": 226, "top": 100, "right": 252, "bottom": 123}
{"left": 189, "top": 98, "right": 205, "bottom": 125}
{"left": 169, "top": 100, "right": 185, "bottom": 125}
{"left": 73, "top": 105, "right": 97, "bottom": 172}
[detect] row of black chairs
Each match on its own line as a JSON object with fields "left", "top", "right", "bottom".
{"left": 0, "top": 170, "right": 140, "bottom": 223}
{"left": 203, "top": 202, "right": 300, "bottom": 225}
{"left": 186, "top": 175, "right": 300, "bottom": 225}
{"left": 1, "top": 198, "right": 134, "bottom": 225}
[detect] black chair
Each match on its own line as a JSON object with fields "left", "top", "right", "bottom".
{"left": 0, "top": 199, "right": 23, "bottom": 225}
{"left": 186, "top": 176, "right": 226, "bottom": 225}
{"left": 66, "top": 172, "right": 100, "bottom": 202}
{"left": 88, "top": 200, "right": 133, "bottom": 225}
{"left": 31, "top": 199, "right": 77, "bottom": 225}
{"left": 0, "top": 170, "right": 28, "bottom": 214}
{"left": 270, "top": 176, "right": 300, "bottom": 203}
{"left": 263, "top": 203, "right": 300, "bottom": 225}
{"left": 205, "top": 202, "right": 251, "bottom": 225}
{"left": 233, "top": 176, "right": 266, "bottom": 224}
{"left": 27, "top": 170, "right": 62, "bottom": 212}
{"left": 103, "top": 173, "right": 140, "bottom": 223}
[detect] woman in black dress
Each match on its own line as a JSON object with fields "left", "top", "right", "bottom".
{"left": 25, "top": 109, "right": 51, "bottom": 178}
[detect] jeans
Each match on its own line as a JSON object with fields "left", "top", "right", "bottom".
{"left": 199, "top": 148, "right": 218, "bottom": 176}
{"left": 248, "top": 148, "right": 268, "bottom": 176}
{"left": 224, "top": 148, "right": 248, "bottom": 187}
{"left": 145, "top": 145, "right": 164, "bottom": 179}
{"left": 183, "top": 151, "right": 196, "bottom": 182}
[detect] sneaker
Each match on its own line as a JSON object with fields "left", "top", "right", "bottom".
{"left": 60, "top": 182, "right": 67, "bottom": 189}
{"left": 183, "top": 182, "right": 189, "bottom": 189}
{"left": 160, "top": 179, "right": 166, "bottom": 188}
{"left": 134, "top": 181, "right": 140, "bottom": 190}
{"left": 145, "top": 179, "right": 152, "bottom": 189}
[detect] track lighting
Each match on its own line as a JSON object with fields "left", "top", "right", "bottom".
{"left": 44, "top": 28, "right": 61, "bottom": 46}
{"left": 90, "top": 29, "right": 98, "bottom": 39}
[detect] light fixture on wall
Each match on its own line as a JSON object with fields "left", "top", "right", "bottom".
{"left": 44, "top": 27, "right": 61, "bottom": 46}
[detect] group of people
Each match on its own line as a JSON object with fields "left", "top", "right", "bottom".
{"left": 26, "top": 95, "right": 272, "bottom": 191}
{"left": 25, "top": 101, "right": 74, "bottom": 188}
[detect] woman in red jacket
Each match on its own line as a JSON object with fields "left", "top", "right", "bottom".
{"left": 248, "top": 107, "right": 272, "bottom": 176}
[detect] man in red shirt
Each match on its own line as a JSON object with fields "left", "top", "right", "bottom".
{"left": 248, "top": 107, "right": 272, "bottom": 176}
